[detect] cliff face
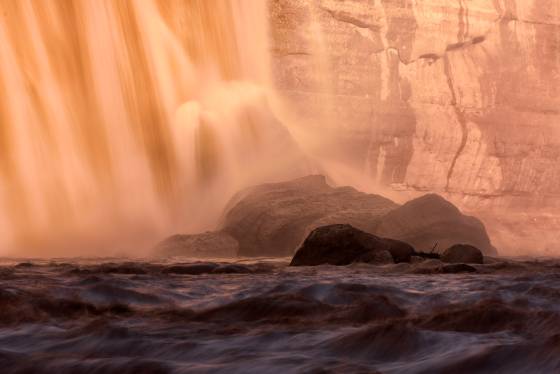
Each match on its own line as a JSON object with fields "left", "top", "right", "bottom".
{"left": 269, "top": 0, "right": 560, "bottom": 254}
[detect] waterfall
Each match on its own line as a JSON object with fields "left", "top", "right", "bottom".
{"left": 0, "top": 0, "right": 307, "bottom": 255}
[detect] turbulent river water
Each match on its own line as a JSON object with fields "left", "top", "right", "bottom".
{"left": 1, "top": 257, "right": 560, "bottom": 373}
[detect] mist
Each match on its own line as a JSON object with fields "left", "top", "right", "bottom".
{"left": 0, "top": 0, "right": 558, "bottom": 257}
{"left": 1, "top": 2, "right": 560, "bottom": 373}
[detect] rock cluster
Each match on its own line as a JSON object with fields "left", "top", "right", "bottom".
{"left": 155, "top": 175, "right": 495, "bottom": 261}
{"left": 220, "top": 175, "right": 496, "bottom": 257}
{"left": 220, "top": 175, "right": 397, "bottom": 257}
{"left": 290, "top": 224, "right": 413, "bottom": 266}
{"left": 290, "top": 224, "right": 485, "bottom": 268}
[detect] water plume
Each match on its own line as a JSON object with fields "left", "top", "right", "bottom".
{"left": 0, "top": 0, "right": 307, "bottom": 256}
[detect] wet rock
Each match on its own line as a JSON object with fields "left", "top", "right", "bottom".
{"left": 410, "top": 256, "right": 426, "bottom": 264}
{"left": 220, "top": 177, "right": 497, "bottom": 259}
{"left": 355, "top": 250, "right": 395, "bottom": 265}
{"left": 14, "top": 262, "right": 34, "bottom": 268}
{"left": 73, "top": 262, "right": 153, "bottom": 275}
{"left": 154, "top": 231, "right": 238, "bottom": 258}
{"left": 409, "top": 260, "right": 476, "bottom": 274}
{"left": 441, "top": 244, "right": 484, "bottom": 264}
{"left": 290, "top": 224, "right": 415, "bottom": 266}
{"left": 162, "top": 263, "right": 219, "bottom": 275}
{"left": 375, "top": 194, "right": 497, "bottom": 255}
{"left": 414, "top": 251, "right": 441, "bottom": 260}
{"left": 441, "top": 264, "right": 477, "bottom": 274}
{"left": 212, "top": 264, "right": 253, "bottom": 274}
{"left": 221, "top": 175, "right": 398, "bottom": 257}
{"left": 162, "top": 263, "right": 262, "bottom": 275}
{"left": 410, "top": 259, "right": 445, "bottom": 274}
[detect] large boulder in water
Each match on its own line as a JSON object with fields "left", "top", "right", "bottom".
{"left": 441, "top": 244, "right": 484, "bottom": 264}
{"left": 375, "top": 194, "right": 497, "bottom": 255}
{"left": 155, "top": 231, "right": 238, "bottom": 258}
{"left": 220, "top": 175, "right": 398, "bottom": 257}
{"left": 290, "top": 224, "right": 415, "bottom": 266}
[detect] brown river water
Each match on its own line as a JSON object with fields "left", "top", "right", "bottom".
{"left": 0, "top": 257, "right": 559, "bottom": 373}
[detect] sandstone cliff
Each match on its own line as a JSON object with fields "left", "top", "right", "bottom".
{"left": 269, "top": 0, "right": 560, "bottom": 254}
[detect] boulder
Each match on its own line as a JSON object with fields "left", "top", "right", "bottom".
{"left": 221, "top": 175, "right": 398, "bottom": 257}
{"left": 154, "top": 231, "right": 238, "bottom": 258}
{"left": 290, "top": 224, "right": 415, "bottom": 266}
{"left": 441, "top": 244, "right": 484, "bottom": 264}
{"left": 375, "top": 194, "right": 497, "bottom": 255}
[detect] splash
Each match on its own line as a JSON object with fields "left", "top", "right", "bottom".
{"left": 0, "top": 0, "right": 308, "bottom": 256}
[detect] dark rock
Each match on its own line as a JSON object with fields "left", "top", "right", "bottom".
{"left": 212, "top": 264, "right": 253, "bottom": 274}
{"left": 162, "top": 263, "right": 219, "bottom": 275}
{"left": 441, "top": 263, "right": 477, "bottom": 273}
{"left": 14, "top": 262, "right": 34, "bottom": 268}
{"left": 409, "top": 260, "right": 477, "bottom": 274}
{"left": 441, "top": 244, "right": 484, "bottom": 264}
{"left": 410, "top": 256, "right": 426, "bottom": 264}
{"left": 220, "top": 175, "right": 398, "bottom": 257}
{"left": 154, "top": 231, "right": 238, "bottom": 258}
{"left": 414, "top": 251, "right": 441, "bottom": 260}
{"left": 290, "top": 224, "right": 415, "bottom": 266}
{"left": 375, "top": 194, "right": 498, "bottom": 255}
{"left": 409, "top": 259, "right": 445, "bottom": 274}
{"left": 355, "top": 249, "right": 395, "bottom": 265}
{"left": 387, "top": 240, "right": 417, "bottom": 263}
{"left": 80, "top": 262, "right": 151, "bottom": 275}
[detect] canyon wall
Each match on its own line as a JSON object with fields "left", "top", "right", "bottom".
{"left": 269, "top": 0, "right": 560, "bottom": 255}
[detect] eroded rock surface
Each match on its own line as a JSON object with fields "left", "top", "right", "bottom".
{"left": 269, "top": 0, "right": 560, "bottom": 254}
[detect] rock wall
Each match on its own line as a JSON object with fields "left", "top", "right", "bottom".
{"left": 268, "top": 0, "right": 560, "bottom": 254}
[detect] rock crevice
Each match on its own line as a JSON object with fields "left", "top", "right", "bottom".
{"left": 269, "top": 0, "right": 560, "bottom": 253}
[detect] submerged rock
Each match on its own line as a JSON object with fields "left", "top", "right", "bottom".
{"left": 375, "top": 194, "right": 497, "bottom": 255}
{"left": 409, "top": 260, "right": 477, "bottom": 274}
{"left": 155, "top": 232, "right": 238, "bottom": 258}
{"left": 221, "top": 175, "right": 398, "bottom": 257}
{"left": 290, "top": 224, "right": 414, "bottom": 266}
{"left": 441, "top": 244, "right": 484, "bottom": 264}
{"left": 162, "top": 263, "right": 219, "bottom": 275}
{"left": 441, "top": 263, "right": 477, "bottom": 273}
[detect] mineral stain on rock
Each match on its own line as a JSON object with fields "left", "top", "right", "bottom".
{"left": 269, "top": 0, "right": 560, "bottom": 255}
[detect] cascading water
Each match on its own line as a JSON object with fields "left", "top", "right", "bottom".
{"left": 0, "top": 0, "right": 309, "bottom": 256}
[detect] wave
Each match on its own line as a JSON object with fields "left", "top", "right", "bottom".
{"left": 0, "top": 258, "right": 559, "bottom": 373}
